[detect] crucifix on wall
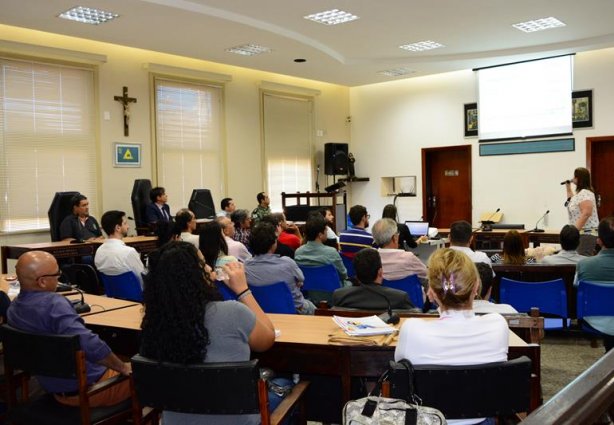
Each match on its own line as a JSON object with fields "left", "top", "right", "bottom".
{"left": 114, "top": 86, "right": 137, "bottom": 137}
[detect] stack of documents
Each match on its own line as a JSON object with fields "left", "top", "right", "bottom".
{"left": 333, "top": 315, "right": 396, "bottom": 336}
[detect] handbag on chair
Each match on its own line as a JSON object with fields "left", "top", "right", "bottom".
{"left": 342, "top": 359, "right": 446, "bottom": 425}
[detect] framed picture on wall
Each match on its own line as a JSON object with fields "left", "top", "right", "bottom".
{"left": 572, "top": 90, "right": 593, "bottom": 128}
{"left": 464, "top": 103, "right": 478, "bottom": 137}
{"left": 114, "top": 143, "right": 141, "bottom": 167}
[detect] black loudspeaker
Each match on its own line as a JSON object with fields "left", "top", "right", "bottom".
{"left": 324, "top": 143, "right": 349, "bottom": 175}
{"left": 188, "top": 189, "right": 216, "bottom": 219}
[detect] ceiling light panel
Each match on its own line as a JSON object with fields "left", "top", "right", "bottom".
{"left": 225, "top": 44, "right": 272, "bottom": 56}
{"left": 512, "top": 17, "right": 566, "bottom": 33}
{"left": 399, "top": 41, "right": 445, "bottom": 52}
{"left": 378, "top": 67, "right": 415, "bottom": 77}
{"left": 304, "top": 9, "right": 359, "bottom": 25}
{"left": 58, "top": 6, "right": 119, "bottom": 25}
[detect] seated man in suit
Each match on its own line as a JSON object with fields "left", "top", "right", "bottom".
{"left": 244, "top": 222, "right": 315, "bottom": 315}
{"left": 541, "top": 225, "right": 585, "bottom": 264}
{"left": 59, "top": 193, "right": 103, "bottom": 242}
{"left": 332, "top": 248, "right": 414, "bottom": 310}
{"left": 145, "top": 186, "right": 171, "bottom": 224}
{"left": 8, "top": 251, "right": 131, "bottom": 407}
{"left": 373, "top": 218, "right": 427, "bottom": 281}
{"left": 94, "top": 210, "right": 145, "bottom": 288}
{"left": 339, "top": 205, "right": 374, "bottom": 260}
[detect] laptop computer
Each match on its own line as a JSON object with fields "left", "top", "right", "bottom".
{"left": 405, "top": 221, "right": 429, "bottom": 237}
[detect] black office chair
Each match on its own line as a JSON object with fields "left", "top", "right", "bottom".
{"left": 130, "top": 355, "right": 309, "bottom": 425}
{"left": 61, "top": 264, "right": 104, "bottom": 295}
{"left": 130, "top": 179, "right": 152, "bottom": 235}
{"left": 385, "top": 356, "right": 533, "bottom": 419}
{"left": 1, "top": 324, "right": 134, "bottom": 425}
{"left": 48, "top": 191, "right": 80, "bottom": 241}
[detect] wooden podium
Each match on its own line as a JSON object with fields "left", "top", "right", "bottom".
{"left": 281, "top": 191, "right": 347, "bottom": 232}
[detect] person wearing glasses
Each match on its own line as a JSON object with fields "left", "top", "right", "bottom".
{"left": 7, "top": 251, "right": 131, "bottom": 407}
{"left": 339, "top": 205, "right": 374, "bottom": 260}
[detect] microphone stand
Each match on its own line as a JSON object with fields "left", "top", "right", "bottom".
{"left": 531, "top": 210, "right": 550, "bottom": 232}
{"left": 69, "top": 286, "right": 91, "bottom": 314}
{"left": 481, "top": 208, "right": 500, "bottom": 232}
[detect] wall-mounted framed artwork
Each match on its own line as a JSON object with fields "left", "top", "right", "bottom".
{"left": 464, "top": 103, "right": 478, "bottom": 137}
{"left": 572, "top": 90, "right": 593, "bottom": 128}
{"left": 114, "top": 143, "right": 141, "bottom": 167}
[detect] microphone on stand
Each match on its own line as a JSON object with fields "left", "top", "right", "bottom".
{"left": 360, "top": 283, "right": 400, "bottom": 325}
{"left": 68, "top": 286, "right": 91, "bottom": 314}
{"left": 481, "top": 208, "right": 500, "bottom": 232}
{"left": 531, "top": 210, "right": 550, "bottom": 232}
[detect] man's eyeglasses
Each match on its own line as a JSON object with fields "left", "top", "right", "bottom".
{"left": 36, "top": 270, "right": 62, "bottom": 280}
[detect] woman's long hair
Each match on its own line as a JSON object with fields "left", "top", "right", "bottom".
{"left": 382, "top": 204, "right": 398, "bottom": 221}
{"left": 502, "top": 230, "right": 526, "bottom": 265}
{"left": 140, "top": 241, "right": 220, "bottom": 363}
{"left": 199, "top": 221, "right": 229, "bottom": 270}
{"left": 574, "top": 167, "right": 594, "bottom": 193}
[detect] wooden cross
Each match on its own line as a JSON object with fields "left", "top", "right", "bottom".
{"left": 114, "top": 86, "right": 137, "bottom": 137}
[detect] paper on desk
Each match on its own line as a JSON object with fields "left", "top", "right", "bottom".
{"left": 333, "top": 315, "right": 396, "bottom": 337}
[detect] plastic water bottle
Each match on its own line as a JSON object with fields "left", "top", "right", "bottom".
{"left": 8, "top": 278, "right": 20, "bottom": 297}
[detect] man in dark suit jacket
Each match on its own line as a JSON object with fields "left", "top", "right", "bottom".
{"left": 332, "top": 248, "right": 413, "bottom": 310}
{"left": 145, "top": 186, "right": 171, "bottom": 224}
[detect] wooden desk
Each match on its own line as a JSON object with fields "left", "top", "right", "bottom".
{"left": 66, "top": 293, "right": 139, "bottom": 316}
{"left": 1, "top": 236, "right": 158, "bottom": 273}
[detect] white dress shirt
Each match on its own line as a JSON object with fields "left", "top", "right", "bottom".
{"left": 94, "top": 238, "right": 145, "bottom": 288}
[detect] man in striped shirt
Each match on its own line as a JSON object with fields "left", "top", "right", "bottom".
{"left": 339, "top": 205, "right": 374, "bottom": 259}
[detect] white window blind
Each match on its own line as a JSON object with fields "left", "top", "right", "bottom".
{"left": 262, "top": 93, "right": 313, "bottom": 211}
{"left": 153, "top": 77, "right": 224, "bottom": 212}
{"left": 0, "top": 58, "right": 97, "bottom": 233}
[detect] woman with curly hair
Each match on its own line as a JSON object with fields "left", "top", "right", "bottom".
{"left": 140, "top": 241, "right": 275, "bottom": 424}
{"left": 490, "top": 230, "right": 536, "bottom": 265}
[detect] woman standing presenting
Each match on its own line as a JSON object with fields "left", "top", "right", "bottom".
{"left": 565, "top": 167, "right": 599, "bottom": 256}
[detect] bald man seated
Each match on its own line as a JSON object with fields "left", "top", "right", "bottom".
{"left": 7, "top": 251, "right": 132, "bottom": 407}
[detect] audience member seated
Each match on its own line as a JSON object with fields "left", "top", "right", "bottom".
{"left": 448, "top": 220, "right": 492, "bottom": 264}
{"left": 332, "top": 248, "right": 414, "bottom": 310}
{"left": 373, "top": 218, "right": 427, "bottom": 281}
{"left": 541, "top": 224, "right": 586, "bottom": 264}
{"left": 244, "top": 222, "right": 315, "bottom": 315}
{"left": 473, "top": 263, "right": 518, "bottom": 314}
{"left": 339, "top": 205, "right": 374, "bottom": 260}
{"left": 59, "top": 193, "right": 103, "bottom": 241}
{"left": 295, "top": 214, "right": 351, "bottom": 287}
{"left": 140, "top": 242, "right": 276, "bottom": 424}
{"left": 216, "top": 197, "right": 236, "bottom": 218}
{"left": 8, "top": 251, "right": 131, "bottom": 407}
{"left": 382, "top": 204, "right": 417, "bottom": 249}
{"left": 175, "top": 208, "right": 199, "bottom": 248}
{"left": 251, "top": 192, "right": 271, "bottom": 225}
{"left": 274, "top": 212, "right": 302, "bottom": 251}
{"left": 217, "top": 216, "right": 251, "bottom": 262}
{"left": 145, "top": 186, "right": 171, "bottom": 224}
{"left": 199, "top": 220, "right": 238, "bottom": 272}
{"left": 490, "top": 230, "right": 536, "bottom": 264}
{"left": 94, "top": 210, "right": 145, "bottom": 288}
{"left": 318, "top": 207, "right": 339, "bottom": 249}
{"left": 231, "top": 209, "right": 252, "bottom": 246}
{"left": 260, "top": 214, "right": 295, "bottom": 258}
{"left": 395, "top": 248, "right": 509, "bottom": 425}
{"left": 575, "top": 216, "right": 614, "bottom": 352}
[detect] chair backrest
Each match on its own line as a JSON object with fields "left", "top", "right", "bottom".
{"left": 299, "top": 264, "right": 341, "bottom": 292}
{"left": 215, "top": 280, "right": 237, "bottom": 301}
{"left": 499, "top": 277, "right": 567, "bottom": 318}
{"left": 388, "top": 356, "right": 532, "bottom": 418}
{"left": 47, "top": 191, "right": 80, "bottom": 241}
{"left": 248, "top": 282, "right": 296, "bottom": 314}
{"left": 341, "top": 255, "right": 356, "bottom": 278}
{"left": 61, "top": 264, "right": 103, "bottom": 295}
{"left": 1, "top": 324, "right": 81, "bottom": 379}
{"left": 131, "top": 179, "right": 152, "bottom": 230}
{"left": 131, "top": 355, "right": 261, "bottom": 415}
{"left": 577, "top": 280, "right": 614, "bottom": 320}
{"left": 382, "top": 274, "right": 424, "bottom": 308}
{"left": 100, "top": 271, "right": 143, "bottom": 302}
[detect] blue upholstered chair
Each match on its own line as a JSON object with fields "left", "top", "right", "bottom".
{"left": 248, "top": 282, "right": 296, "bottom": 314}
{"left": 499, "top": 277, "right": 568, "bottom": 329}
{"left": 382, "top": 274, "right": 424, "bottom": 308}
{"left": 215, "top": 280, "right": 236, "bottom": 301}
{"left": 99, "top": 271, "right": 143, "bottom": 302}
{"left": 341, "top": 255, "right": 356, "bottom": 279}
{"left": 299, "top": 264, "right": 342, "bottom": 305}
{"left": 576, "top": 280, "right": 614, "bottom": 336}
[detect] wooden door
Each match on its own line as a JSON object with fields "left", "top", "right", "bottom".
{"left": 422, "top": 145, "right": 472, "bottom": 228}
{"left": 587, "top": 136, "right": 614, "bottom": 219}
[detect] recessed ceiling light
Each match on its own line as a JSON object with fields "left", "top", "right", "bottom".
{"left": 512, "top": 17, "right": 566, "bottom": 33}
{"left": 399, "top": 41, "right": 445, "bottom": 52}
{"left": 304, "top": 9, "right": 359, "bottom": 25}
{"left": 378, "top": 67, "right": 415, "bottom": 77}
{"left": 58, "top": 6, "right": 119, "bottom": 25}
{"left": 225, "top": 44, "right": 272, "bottom": 56}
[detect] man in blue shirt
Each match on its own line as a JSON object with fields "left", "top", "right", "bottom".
{"left": 8, "top": 251, "right": 131, "bottom": 406}
{"left": 339, "top": 205, "right": 374, "bottom": 260}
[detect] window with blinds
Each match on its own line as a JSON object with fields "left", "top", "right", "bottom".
{"left": 0, "top": 58, "right": 97, "bottom": 233}
{"left": 153, "top": 77, "right": 224, "bottom": 212}
{"left": 262, "top": 93, "right": 313, "bottom": 211}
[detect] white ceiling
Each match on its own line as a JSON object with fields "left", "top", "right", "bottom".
{"left": 2, "top": 0, "right": 614, "bottom": 86}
